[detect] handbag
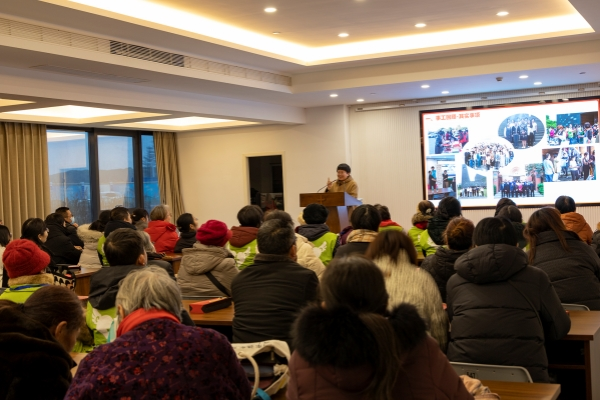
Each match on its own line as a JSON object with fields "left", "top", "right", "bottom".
{"left": 231, "top": 340, "right": 291, "bottom": 399}
{"left": 46, "top": 264, "right": 77, "bottom": 291}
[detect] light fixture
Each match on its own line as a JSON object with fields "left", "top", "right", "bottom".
{"left": 497, "top": 11, "right": 509, "bottom": 16}
{"left": 533, "top": 82, "right": 542, "bottom": 85}
{"left": 442, "top": 91, "right": 449, "bottom": 94}
{"left": 330, "top": 94, "right": 338, "bottom": 98}
{"left": 357, "top": 99, "right": 364, "bottom": 102}
{"left": 338, "top": 33, "right": 349, "bottom": 38}
{"left": 5, "top": 105, "right": 137, "bottom": 119}
{"left": 121, "top": 116, "right": 233, "bottom": 126}
{"left": 264, "top": 7, "right": 277, "bottom": 12}
{"left": 415, "top": 23, "right": 426, "bottom": 28}
{"left": 421, "top": 84, "right": 430, "bottom": 88}
{"left": 519, "top": 75, "right": 528, "bottom": 79}
{"left": 272, "top": 31, "right": 281, "bottom": 35}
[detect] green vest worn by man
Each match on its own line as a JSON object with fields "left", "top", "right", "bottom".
{"left": 296, "top": 224, "right": 338, "bottom": 267}
{"left": 228, "top": 226, "right": 260, "bottom": 270}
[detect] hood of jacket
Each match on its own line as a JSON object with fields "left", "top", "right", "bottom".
{"left": 429, "top": 247, "right": 469, "bottom": 274}
{"left": 292, "top": 303, "right": 426, "bottom": 393}
{"left": 535, "top": 229, "right": 580, "bottom": 246}
{"left": 88, "top": 265, "right": 142, "bottom": 309}
{"left": 427, "top": 216, "right": 450, "bottom": 245}
{"left": 296, "top": 224, "right": 330, "bottom": 242}
{"left": 454, "top": 244, "right": 526, "bottom": 284}
{"left": 145, "top": 220, "right": 177, "bottom": 235}
{"left": 77, "top": 224, "right": 103, "bottom": 244}
{"left": 104, "top": 220, "right": 136, "bottom": 238}
{"left": 181, "top": 243, "right": 233, "bottom": 275}
{"left": 46, "top": 222, "right": 69, "bottom": 240}
{"left": 560, "top": 212, "right": 588, "bottom": 233}
{"left": 229, "top": 226, "right": 259, "bottom": 247}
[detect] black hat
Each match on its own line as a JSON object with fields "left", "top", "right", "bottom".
{"left": 303, "top": 203, "right": 329, "bottom": 224}
{"left": 337, "top": 163, "right": 351, "bottom": 174}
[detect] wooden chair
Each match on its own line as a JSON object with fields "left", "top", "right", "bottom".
{"left": 562, "top": 303, "right": 590, "bottom": 311}
{"left": 450, "top": 362, "right": 533, "bottom": 383}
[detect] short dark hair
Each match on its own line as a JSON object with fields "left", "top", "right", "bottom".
{"left": 45, "top": 213, "right": 65, "bottom": 226}
{"left": 436, "top": 197, "right": 461, "bottom": 220}
{"left": 20, "top": 218, "right": 47, "bottom": 246}
{"left": 351, "top": 205, "right": 382, "bottom": 232}
{"left": 494, "top": 198, "right": 516, "bottom": 216}
{"left": 373, "top": 204, "right": 391, "bottom": 221}
{"left": 0, "top": 225, "right": 11, "bottom": 247}
{"left": 263, "top": 210, "right": 294, "bottom": 227}
{"left": 110, "top": 206, "right": 131, "bottom": 222}
{"left": 555, "top": 196, "right": 576, "bottom": 214}
{"left": 365, "top": 230, "right": 417, "bottom": 265}
{"left": 473, "top": 217, "right": 517, "bottom": 246}
{"left": 131, "top": 208, "right": 149, "bottom": 223}
{"left": 55, "top": 207, "right": 70, "bottom": 219}
{"left": 104, "top": 228, "right": 145, "bottom": 266}
{"left": 256, "top": 219, "right": 296, "bottom": 255}
{"left": 176, "top": 213, "right": 196, "bottom": 233}
{"left": 444, "top": 217, "right": 474, "bottom": 251}
{"left": 90, "top": 210, "right": 111, "bottom": 232}
{"left": 237, "top": 205, "right": 264, "bottom": 227}
{"left": 303, "top": 204, "right": 328, "bottom": 225}
{"left": 497, "top": 205, "right": 522, "bottom": 223}
{"left": 24, "top": 285, "right": 83, "bottom": 332}
{"left": 337, "top": 163, "right": 351, "bottom": 173}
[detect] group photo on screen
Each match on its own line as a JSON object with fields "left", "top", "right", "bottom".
{"left": 458, "top": 164, "right": 488, "bottom": 200}
{"left": 541, "top": 146, "right": 597, "bottom": 182}
{"left": 463, "top": 141, "right": 514, "bottom": 172}
{"left": 427, "top": 126, "right": 469, "bottom": 155}
{"left": 425, "top": 155, "right": 457, "bottom": 200}
{"left": 493, "top": 167, "right": 543, "bottom": 199}
{"left": 546, "top": 113, "right": 599, "bottom": 146}
{"left": 497, "top": 113, "right": 545, "bottom": 149}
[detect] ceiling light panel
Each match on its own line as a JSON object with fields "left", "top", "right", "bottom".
{"left": 5, "top": 105, "right": 136, "bottom": 119}
{"left": 132, "top": 117, "right": 234, "bottom": 126}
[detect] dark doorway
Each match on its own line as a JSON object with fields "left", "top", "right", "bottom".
{"left": 248, "top": 155, "right": 284, "bottom": 211}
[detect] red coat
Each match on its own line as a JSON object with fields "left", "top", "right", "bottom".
{"left": 145, "top": 220, "right": 179, "bottom": 253}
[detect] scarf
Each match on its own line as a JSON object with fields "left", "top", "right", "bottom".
{"left": 347, "top": 229, "right": 378, "bottom": 243}
{"left": 116, "top": 308, "right": 179, "bottom": 337}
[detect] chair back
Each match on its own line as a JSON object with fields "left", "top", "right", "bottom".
{"left": 562, "top": 303, "right": 590, "bottom": 311}
{"left": 450, "top": 362, "right": 533, "bottom": 383}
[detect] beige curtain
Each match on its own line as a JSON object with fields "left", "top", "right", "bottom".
{"left": 0, "top": 123, "right": 51, "bottom": 238}
{"left": 154, "top": 131, "right": 185, "bottom": 219}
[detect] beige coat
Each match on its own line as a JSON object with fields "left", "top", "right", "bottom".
{"left": 76, "top": 224, "right": 103, "bottom": 268}
{"left": 295, "top": 234, "right": 326, "bottom": 279}
{"left": 177, "top": 243, "right": 238, "bottom": 297}
{"left": 374, "top": 253, "right": 449, "bottom": 352}
{"left": 328, "top": 176, "right": 358, "bottom": 198}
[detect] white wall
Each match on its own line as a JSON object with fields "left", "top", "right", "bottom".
{"left": 177, "top": 106, "right": 349, "bottom": 228}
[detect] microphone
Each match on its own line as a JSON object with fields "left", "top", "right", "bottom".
{"left": 317, "top": 180, "right": 337, "bottom": 193}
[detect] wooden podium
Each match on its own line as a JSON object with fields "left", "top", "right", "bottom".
{"left": 299, "top": 192, "right": 362, "bottom": 234}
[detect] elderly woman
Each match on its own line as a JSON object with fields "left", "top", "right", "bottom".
{"left": 145, "top": 204, "right": 179, "bottom": 253}
{"left": 65, "top": 267, "right": 251, "bottom": 399}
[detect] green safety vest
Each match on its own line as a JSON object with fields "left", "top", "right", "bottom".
{"left": 419, "top": 230, "right": 445, "bottom": 256}
{"left": 228, "top": 239, "right": 258, "bottom": 270}
{"left": 379, "top": 225, "right": 403, "bottom": 233}
{"left": 0, "top": 284, "right": 47, "bottom": 303}
{"left": 86, "top": 301, "right": 118, "bottom": 348}
{"left": 407, "top": 226, "right": 425, "bottom": 254}
{"left": 97, "top": 235, "right": 108, "bottom": 266}
{"left": 310, "top": 232, "right": 338, "bottom": 267}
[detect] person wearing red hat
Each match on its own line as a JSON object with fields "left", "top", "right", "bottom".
{"left": 177, "top": 220, "right": 238, "bottom": 298}
{"left": 0, "top": 239, "right": 53, "bottom": 303}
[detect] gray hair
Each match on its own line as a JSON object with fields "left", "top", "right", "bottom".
{"left": 150, "top": 204, "right": 171, "bottom": 221}
{"left": 116, "top": 266, "right": 182, "bottom": 320}
{"left": 137, "top": 230, "right": 156, "bottom": 253}
{"left": 257, "top": 218, "right": 296, "bottom": 255}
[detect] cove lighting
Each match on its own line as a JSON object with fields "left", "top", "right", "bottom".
{"left": 0, "top": 99, "right": 34, "bottom": 107}
{"left": 421, "top": 85, "right": 430, "bottom": 89}
{"left": 133, "top": 117, "right": 233, "bottom": 126}
{"left": 5, "top": 105, "right": 136, "bottom": 119}
{"left": 497, "top": 11, "right": 509, "bottom": 17}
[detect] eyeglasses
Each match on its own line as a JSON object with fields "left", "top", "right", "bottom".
{"left": 45, "top": 228, "right": 49, "bottom": 233}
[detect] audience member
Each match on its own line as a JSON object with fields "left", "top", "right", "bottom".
{"left": 44, "top": 213, "right": 82, "bottom": 266}
{"left": 228, "top": 205, "right": 263, "bottom": 270}
{"left": 0, "top": 225, "right": 11, "bottom": 287}
{"left": 87, "top": 228, "right": 146, "bottom": 347}
{"left": 174, "top": 213, "right": 198, "bottom": 253}
{"left": 265, "top": 210, "right": 325, "bottom": 278}
{"left": 15, "top": 218, "right": 55, "bottom": 282}
{"left": 420, "top": 197, "right": 461, "bottom": 256}
{"left": 287, "top": 256, "right": 473, "bottom": 400}
{"left": 232, "top": 218, "right": 318, "bottom": 347}
{"left": 0, "top": 286, "right": 84, "bottom": 399}
{"left": 494, "top": 198, "right": 516, "bottom": 217}
{"left": 366, "top": 230, "right": 449, "bottom": 351}
{"left": 131, "top": 208, "right": 150, "bottom": 231}
{"left": 178, "top": 220, "right": 237, "bottom": 297}
{"left": 66, "top": 267, "right": 251, "bottom": 399}
{"left": 421, "top": 217, "right": 474, "bottom": 303}
{"left": 77, "top": 210, "right": 109, "bottom": 268}
{"left": 55, "top": 206, "right": 84, "bottom": 247}
{"left": 447, "top": 217, "right": 570, "bottom": 382}
{"left": 297, "top": 203, "right": 339, "bottom": 266}
{"left": 555, "top": 195, "right": 594, "bottom": 244}
{"left": 407, "top": 200, "right": 435, "bottom": 254}
{"left": 592, "top": 222, "right": 600, "bottom": 259}
{"left": 145, "top": 204, "right": 179, "bottom": 253}
{"left": 375, "top": 204, "right": 404, "bottom": 232}
{"left": 496, "top": 205, "right": 527, "bottom": 248}
{"left": 0, "top": 239, "right": 52, "bottom": 302}
{"left": 525, "top": 208, "right": 600, "bottom": 310}
{"left": 335, "top": 204, "right": 381, "bottom": 258}
{"left": 98, "top": 206, "right": 136, "bottom": 266}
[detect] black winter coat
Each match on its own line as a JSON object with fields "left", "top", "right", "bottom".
{"left": 65, "top": 223, "right": 84, "bottom": 248}
{"left": 530, "top": 230, "right": 600, "bottom": 310}
{"left": 447, "top": 244, "right": 570, "bottom": 382}
{"left": 592, "top": 230, "right": 600, "bottom": 259}
{"left": 421, "top": 247, "right": 469, "bottom": 302}
{"left": 45, "top": 223, "right": 82, "bottom": 265}
{"left": 334, "top": 242, "right": 370, "bottom": 258}
{"left": 174, "top": 231, "right": 197, "bottom": 253}
{"left": 103, "top": 220, "right": 136, "bottom": 238}
{"left": 427, "top": 217, "right": 450, "bottom": 245}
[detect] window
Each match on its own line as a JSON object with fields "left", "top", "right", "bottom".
{"left": 47, "top": 128, "right": 159, "bottom": 224}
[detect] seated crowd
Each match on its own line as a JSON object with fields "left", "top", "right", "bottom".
{"left": 0, "top": 193, "right": 599, "bottom": 399}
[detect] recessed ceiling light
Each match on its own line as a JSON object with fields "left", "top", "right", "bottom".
{"left": 415, "top": 23, "right": 426, "bottom": 28}
{"left": 264, "top": 7, "right": 277, "bottom": 12}
{"left": 519, "top": 75, "right": 529, "bottom": 79}
{"left": 338, "top": 33, "right": 349, "bottom": 37}
{"left": 330, "top": 94, "right": 338, "bottom": 98}
{"left": 497, "top": 11, "right": 509, "bottom": 16}
{"left": 272, "top": 31, "right": 281, "bottom": 35}
{"left": 421, "top": 84, "right": 430, "bottom": 88}
{"left": 357, "top": 99, "right": 364, "bottom": 102}
{"left": 533, "top": 82, "right": 542, "bottom": 85}
{"left": 442, "top": 91, "right": 449, "bottom": 94}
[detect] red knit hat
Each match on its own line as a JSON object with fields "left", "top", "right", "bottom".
{"left": 2, "top": 239, "right": 50, "bottom": 279}
{"left": 196, "top": 220, "right": 232, "bottom": 247}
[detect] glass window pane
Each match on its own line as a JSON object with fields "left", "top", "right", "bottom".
{"left": 141, "top": 135, "right": 160, "bottom": 211}
{"left": 98, "top": 135, "right": 136, "bottom": 209}
{"left": 47, "top": 130, "right": 92, "bottom": 224}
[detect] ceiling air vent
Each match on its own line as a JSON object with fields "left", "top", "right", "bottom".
{"left": 30, "top": 65, "right": 150, "bottom": 83}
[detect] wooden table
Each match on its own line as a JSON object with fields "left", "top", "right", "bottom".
{"left": 182, "top": 299, "right": 234, "bottom": 326}
{"left": 74, "top": 267, "right": 101, "bottom": 296}
{"left": 163, "top": 253, "right": 182, "bottom": 274}
{"left": 70, "top": 352, "right": 88, "bottom": 376}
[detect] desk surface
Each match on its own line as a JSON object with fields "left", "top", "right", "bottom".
{"left": 74, "top": 267, "right": 101, "bottom": 278}
{"left": 183, "top": 299, "right": 234, "bottom": 326}
{"left": 564, "top": 310, "right": 600, "bottom": 341}
{"left": 163, "top": 252, "right": 182, "bottom": 261}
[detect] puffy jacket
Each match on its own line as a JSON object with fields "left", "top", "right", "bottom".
{"left": 45, "top": 222, "right": 82, "bottom": 265}
{"left": 530, "top": 230, "right": 600, "bottom": 310}
{"left": 228, "top": 226, "right": 259, "bottom": 270}
{"left": 145, "top": 220, "right": 179, "bottom": 253}
{"left": 295, "top": 234, "right": 326, "bottom": 279}
{"left": 447, "top": 244, "right": 571, "bottom": 382}
{"left": 177, "top": 243, "right": 238, "bottom": 297}
{"left": 560, "top": 212, "right": 593, "bottom": 244}
{"left": 592, "top": 230, "right": 600, "bottom": 259}
{"left": 421, "top": 247, "right": 469, "bottom": 303}
{"left": 288, "top": 303, "right": 473, "bottom": 400}
{"left": 77, "top": 224, "right": 103, "bottom": 268}
{"left": 173, "top": 231, "right": 197, "bottom": 253}
{"left": 0, "top": 273, "right": 54, "bottom": 303}
{"left": 420, "top": 217, "right": 451, "bottom": 256}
